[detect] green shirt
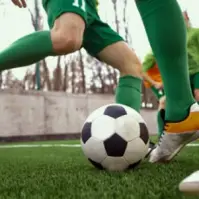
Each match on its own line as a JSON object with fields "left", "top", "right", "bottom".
{"left": 88, "top": 0, "right": 98, "bottom": 7}
{"left": 42, "top": 0, "right": 98, "bottom": 10}
{"left": 143, "top": 27, "right": 199, "bottom": 75}
{"left": 142, "top": 52, "right": 156, "bottom": 72}
{"left": 187, "top": 28, "right": 199, "bottom": 75}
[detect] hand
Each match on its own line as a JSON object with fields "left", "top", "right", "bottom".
{"left": 11, "top": 0, "right": 27, "bottom": 8}
{"left": 154, "top": 82, "right": 163, "bottom": 90}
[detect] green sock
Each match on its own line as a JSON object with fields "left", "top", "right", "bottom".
{"left": 0, "top": 31, "right": 55, "bottom": 70}
{"left": 136, "top": 0, "right": 195, "bottom": 121}
{"left": 115, "top": 75, "right": 142, "bottom": 113}
{"left": 157, "top": 109, "right": 165, "bottom": 137}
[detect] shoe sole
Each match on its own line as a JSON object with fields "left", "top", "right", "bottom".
{"left": 179, "top": 182, "right": 199, "bottom": 195}
{"left": 151, "top": 131, "right": 199, "bottom": 163}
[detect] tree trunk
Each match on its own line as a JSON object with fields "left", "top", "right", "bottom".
{"left": 111, "top": 0, "right": 119, "bottom": 87}
{"left": 0, "top": 72, "right": 3, "bottom": 89}
{"left": 29, "top": 0, "right": 45, "bottom": 90}
{"left": 53, "top": 56, "right": 62, "bottom": 91}
{"left": 63, "top": 57, "right": 68, "bottom": 92}
{"left": 123, "top": 0, "right": 128, "bottom": 42}
{"left": 112, "top": 0, "right": 119, "bottom": 33}
{"left": 71, "top": 61, "right": 76, "bottom": 93}
{"left": 42, "top": 59, "right": 52, "bottom": 91}
{"left": 79, "top": 51, "right": 86, "bottom": 93}
{"left": 97, "top": 64, "right": 105, "bottom": 93}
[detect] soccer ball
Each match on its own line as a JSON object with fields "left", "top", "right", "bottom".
{"left": 81, "top": 103, "right": 149, "bottom": 171}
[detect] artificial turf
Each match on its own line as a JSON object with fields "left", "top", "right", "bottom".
{"left": 0, "top": 139, "right": 198, "bottom": 199}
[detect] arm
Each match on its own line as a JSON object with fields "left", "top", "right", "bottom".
{"left": 11, "top": 0, "right": 27, "bottom": 8}
{"left": 142, "top": 52, "right": 162, "bottom": 87}
{"left": 142, "top": 71, "right": 163, "bottom": 89}
{"left": 142, "top": 52, "right": 163, "bottom": 89}
{"left": 142, "top": 72, "right": 157, "bottom": 86}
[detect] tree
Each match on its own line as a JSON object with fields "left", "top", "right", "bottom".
{"left": 123, "top": 0, "right": 129, "bottom": 42}
{"left": 62, "top": 57, "right": 69, "bottom": 92}
{"left": 52, "top": 56, "right": 62, "bottom": 91}
{"left": 41, "top": 60, "right": 52, "bottom": 91}
{"left": 29, "top": 0, "right": 42, "bottom": 89}
{"left": 23, "top": 70, "right": 35, "bottom": 90}
{"left": 111, "top": 0, "right": 119, "bottom": 33}
{"left": 110, "top": 0, "right": 119, "bottom": 86}
{"left": 79, "top": 51, "right": 86, "bottom": 93}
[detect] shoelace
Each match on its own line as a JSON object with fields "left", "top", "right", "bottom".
{"left": 158, "top": 131, "right": 165, "bottom": 146}
{"left": 157, "top": 119, "right": 167, "bottom": 146}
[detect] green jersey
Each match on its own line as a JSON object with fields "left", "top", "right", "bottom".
{"left": 42, "top": 0, "right": 98, "bottom": 10}
{"left": 88, "top": 0, "right": 98, "bottom": 7}
{"left": 142, "top": 52, "right": 156, "bottom": 72}
{"left": 187, "top": 28, "right": 199, "bottom": 75}
{"left": 143, "top": 27, "right": 199, "bottom": 75}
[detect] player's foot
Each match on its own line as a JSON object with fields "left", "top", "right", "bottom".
{"left": 149, "top": 103, "right": 199, "bottom": 163}
{"left": 179, "top": 171, "right": 199, "bottom": 194}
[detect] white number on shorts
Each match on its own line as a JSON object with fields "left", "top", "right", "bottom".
{"left": 72, "top": 0, "right": 86, "bottom": 12}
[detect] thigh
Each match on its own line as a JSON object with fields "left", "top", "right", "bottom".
{"left": 83, "top": 18, "right": 123, "bottom": 57}
{"left": 43, "top": 0, "right": 88, "bottom": 28}
{"left": 83, "top": 19, "right": 142, "bottom": 77}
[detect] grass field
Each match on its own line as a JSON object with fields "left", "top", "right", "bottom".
{"left": 0, "top": 139, "right": 198, "bottom": 199}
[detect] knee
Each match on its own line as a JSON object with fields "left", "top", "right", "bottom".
{"left": 120, "top": 58, "right": 142, "bottom": 78}
{"left": 51, "top": 28, "right": 83, "bottom": 55}
{"left": 194, "top": 90, "right": 199, "bottom": 102}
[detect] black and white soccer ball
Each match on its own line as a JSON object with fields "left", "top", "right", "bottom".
{"left": 81, "top": 103, "right": 149, "bottom": 171}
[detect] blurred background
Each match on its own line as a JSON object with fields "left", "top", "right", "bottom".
{"left": 0, "top": 0, "right": 198, "bottom": 109}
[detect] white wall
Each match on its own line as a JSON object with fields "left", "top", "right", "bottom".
{"left": 0, "top": 90, "right": 158, "bottom": 137}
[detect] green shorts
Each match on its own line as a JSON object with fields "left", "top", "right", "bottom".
{"left": 42, "top": 0, "right": 123, "bottom": 56}
{"left": 151, "top": 86, "right": 165, "bottom": 100}
{"left": 190, "top": 72, "right": 199, "bottom": 93}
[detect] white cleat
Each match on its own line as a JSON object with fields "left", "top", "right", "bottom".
{"left": 179, "top": 171, "right": 199, "bottom": 194}
{"left": 149, "top": 103, "right": 199, "bottom": 163}
{"left": 189, "top": 131, "right": 199, "bottom": 143}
